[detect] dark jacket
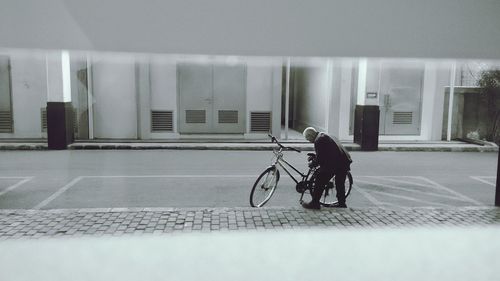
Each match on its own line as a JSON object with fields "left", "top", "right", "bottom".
{"left": 314, "top": 132, "right": 352, "bottom": 172}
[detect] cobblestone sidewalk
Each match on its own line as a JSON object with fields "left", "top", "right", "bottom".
{"left": 1, "top": 207, "right": 500, "bottom": 239}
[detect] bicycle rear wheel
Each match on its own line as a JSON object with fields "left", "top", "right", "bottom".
{"left": 320, "top": 171, "right": 353, "bottom": 207}
{"left": 250, "top": 167, "right": 280, "bottom": 207}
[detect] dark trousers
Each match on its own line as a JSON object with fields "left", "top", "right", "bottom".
{"left": 313, "top": 167, "right": 349, "bottom": 204}
{"left": 334, "top": 169, "right": 348, "bottom": 203}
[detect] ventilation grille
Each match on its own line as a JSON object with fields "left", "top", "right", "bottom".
{"left": 151, "top": 111, "right": 173, "bottom": 132}
{"left": 186, "top": 110, "right": 206, "bottom": 124}
{"left": 393, "top": 112, "right": 413, "bottom": 125}
{"left": 218, "top": 110, "right": 238, "bottom": 124}
{"left": 72, "top": 109, "right": 77, "bottom": 134}
{"left": 41, "top": 108, "right": 47, "bottom": 132}
{"left": 0, "top": 111, "right": 13, "bottom": 133}
{"left": 250, "top": 112, "right": 271, "bottom": 132}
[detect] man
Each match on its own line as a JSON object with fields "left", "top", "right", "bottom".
{"left": 302, "top": 127, "right": 352, "bottom": 209}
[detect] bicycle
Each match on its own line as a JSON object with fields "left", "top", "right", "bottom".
{"left": 249, "top": 134, "right": 353, "bottom": 208}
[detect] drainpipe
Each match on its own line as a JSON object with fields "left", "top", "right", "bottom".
{"left": 446, "top": 62, "right": 457, "bottom": 141}
{"left": 285, "top": 57, "right": 290, "bottom": 140}
{"left": 86, "top": 55, "right": 94, "bottom": 140}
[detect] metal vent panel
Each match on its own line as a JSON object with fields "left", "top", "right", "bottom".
{"left": 41, "top": 108, "right": 47, "bottom": 132}
{"left": 393, "top": 112, "right": 413, "bottom": 125}
{"left": 250, "top": 112, "right": 271, "bottom": 132}
{"left": 218, "top": 110, "right": 238, "bottom": 124}
{"left": 186, "top": 110, "right": 206, "bottom": 124}
{"left": 72, "top": 108, "right": 77, "bottom": 134}
{"left": 151, "top": 111, "right": 173, "bottom": 132}
{"left": 0, "top": 111, "right": 13, "bottom": 133}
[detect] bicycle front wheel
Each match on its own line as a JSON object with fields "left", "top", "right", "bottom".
{"left": 250, "top": 167, "right": 280, "bottom": 207}
{"left": 320, "top": 171, "right": 353, "bottom": 207}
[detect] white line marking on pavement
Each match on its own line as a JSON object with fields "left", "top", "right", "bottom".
{"left": 417, "top": 177, "right": 484, "bottom": 206}
{"left": 355, "top": 178, "right": 463, "bottom": 201}
{"left": 80, "top": 175, "right": 259, "bottom": 178}
{"left": 470, "top": 176, "right": 495, "bottom": 187}
{"left": 371, "top": 177, "right": 436, "bottom": 189}
{"left": 33, "top": 177, "right": 84, "bottom": 210}
{"left": 353, "top": 184, "right": 387, "bottom": 208}
{"left": 359, "top": 187, "right": 453, "bottom": 207}
{"left": 0, "top": 177, "right": 33, "bottom": 197}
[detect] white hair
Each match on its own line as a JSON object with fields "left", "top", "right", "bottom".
{"left": 303, "top": 127, "right": 318, "bottom": 143}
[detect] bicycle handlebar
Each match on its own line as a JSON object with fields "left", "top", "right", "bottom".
{"left": 268, "top": 134, "right": 301, "bottom": 153}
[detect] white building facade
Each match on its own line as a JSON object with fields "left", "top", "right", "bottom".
{"left": 0, "top": 50, "right": 494, "bottom": 143}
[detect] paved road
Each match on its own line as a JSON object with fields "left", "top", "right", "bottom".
{"left": 0, "top": 150, "right": 497, "bottom": 209}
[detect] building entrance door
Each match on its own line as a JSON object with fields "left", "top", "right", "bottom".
{"left": 178, "top": 63, "right": 246, "bottom": 134}
{"left": 379, "top": 62, "right": 424, "bottom": 135}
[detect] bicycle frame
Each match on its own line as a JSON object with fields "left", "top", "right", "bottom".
{"left": 270, "top": 147, "right": 314, "bottom": 185}
{"left": 250, "top": 134, "right": 352, "bottom": 208}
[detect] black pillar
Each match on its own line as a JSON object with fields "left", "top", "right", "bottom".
{"left": 47, "top": 102, "right": 74, "bottom": 150}
{"left": 496, "top": 150, "right": 500, "bottom": 206}
{"left": 354, "top": 105, "right": 380, "bottom": 151}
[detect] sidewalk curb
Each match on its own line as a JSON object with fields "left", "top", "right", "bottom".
{"left": 0, "top": 142, "right": 498, "bottom": 152}
{"left": 1, "top": 205, "right": 498, "bottom": 214}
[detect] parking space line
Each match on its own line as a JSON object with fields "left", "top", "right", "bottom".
{"left": 33, "top": 177, "right": 83, "bottom": 210}
{"left": 370, "top": 177, "right": 436, "bottom": 189}
{"left": 358, "top": 176, "right": 451, "bottom": 192}
{"left": 82, "top": 175, "right": 257, "bottom": 178}
{"left": 417, "top": 177, "right": 484, "bottom": 206}
{"left": 470, "top": 176, "right": 495, "bottom": 187}
{"left": 353, "top": 184, "right": 387, "bottom": 208}
{"left": 359, "top": 187, "right": 453, "bottom": 207}
{"left": 355, "top": 178, "right": 463, "bottom": 201}
{"left": 0, "top": 177, "right": 33, "bottom": 197}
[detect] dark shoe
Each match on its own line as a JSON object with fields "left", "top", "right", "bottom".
{"left": 331, "top": 202, "right": 347, "bottom": 208}
{"left": 301, "top": 200, "right": 321, "bottom": 210}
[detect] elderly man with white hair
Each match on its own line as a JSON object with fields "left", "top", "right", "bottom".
{"left": 302, "top": 127, "right": 352, "bottom": 209}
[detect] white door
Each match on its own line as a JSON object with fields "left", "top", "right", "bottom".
{"left": 379, "top": 62, "right": 424, "bottom": 135}
{"left": 178, "top": 63, "right": 246, "bottom": 134}
{"left": 92, "top": 58, "right": 138, "bottom": 139}
{"left": 212, "top": 64, "right": 246, "bottom": 133}
{"left": 178, "top": 63, "right": 213, "bottom": 133}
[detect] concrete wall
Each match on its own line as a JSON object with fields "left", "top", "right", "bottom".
{"left": 4, "top": 52, "right": 47, "bottom": 138}
{"left": 84, "top": 57, "right": 280, "bottom": 139}
{"left": 0, "top": 56, "right": 12, "bottom": 112}
{"left": 365, "top": 60, "right": 382, "bottom": 106}
{"left": 420, "top": 61, "right": 450, "bottom": 141}
{"left": 292, "top": 63, "right": 329, "bottom": 132}
{"left": 70, "top": 56, "right": 89, "bottom": 139}
{"left": 246, "top": 64, "right": 275, "bottom": 136}
{"left": 2, "top": 51, "right": 489, "bottom": 142}
{"left": 338, "top": 59, "right": 355, "bottom": 141}
{"left": 150, "top": 60, "right": 178, "bottom": 138}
